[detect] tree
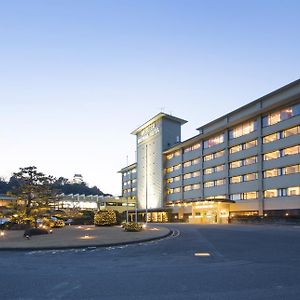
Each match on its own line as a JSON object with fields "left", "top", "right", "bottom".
{"left": 12, "top": 166, "right": 56, "bottom": 226}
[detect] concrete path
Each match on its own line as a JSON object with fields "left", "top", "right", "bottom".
{"left": 0, "top": 224, "right": 171, "bottom": 250}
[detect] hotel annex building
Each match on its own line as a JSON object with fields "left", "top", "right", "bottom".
{"left": 119, "top": 80, "right": 300, "bottom": 223}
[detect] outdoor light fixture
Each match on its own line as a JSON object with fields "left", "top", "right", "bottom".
{"left": 0, "top": 231, "right": 4, "bottom": 237}
{"left": 79, "top": 235, "right": 95, "bottom": 240}
{"left": 142, "top": 224, "right": 147, "bottom": 229}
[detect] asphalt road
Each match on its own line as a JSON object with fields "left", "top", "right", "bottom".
{"left": 1, "top": 223, "right": 300, "bottom": 300}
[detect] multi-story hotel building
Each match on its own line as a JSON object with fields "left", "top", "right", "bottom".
{"left": 119, "top": 79, "right": 300, "bottom": 223}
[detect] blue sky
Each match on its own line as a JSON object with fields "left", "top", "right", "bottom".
{"left": 1, "top": 0, "right": 300, "bottom": 195}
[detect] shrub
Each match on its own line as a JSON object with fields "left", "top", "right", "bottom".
{"left": 42, "top": 218, "right": 65, "bottom": 228}
{"left": 94, "top": 210, "right": 116, "bottom": 226}
{"left": 123, "top": 222, "right": 142, "bottom": 232}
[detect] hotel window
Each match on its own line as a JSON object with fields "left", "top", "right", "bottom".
{"left": 283, "top": 126, "right": 300, "bottom": 138}
{"left": 184, "top": 185, "right": 192, "bottom": 192}
{"left": 283, "top": 165, "right": 300, "bottom": 175}
{"left": 287, "top": 186, "right": 300, "bottom": 196}
{"left": 174, "top": 187, "right": 181, "bottom": 193}
{"left": 167, "top": 188, "right": 174, "bottom": 194}
{"left": 243, "top": 191, "right": 257, "bottom": 199}
{"left": 215, "top": 179, "right": 225, "bottom": 186}
{"left": 282, "top": 145, "right": 300, "bottom": 156}
{"left": 263, "top": 150, "right": 280, "bottom": 161}
{"left": 192, "top": 158, "right": 201, "bottom": 165}
{"left": 174, "top": 164, "right": 181, "bottom": 170}
{"left": 230, "top": 139, "right": 257, "bottom": 154}
{"left": 204, "top": 150, "right": 224, "bottom": 161}
{"left": 175, "top": 150, "right": 181, "bottom": 156}
{"left": 264, "top": 168, "right": 280, "bottom": 178}
{"left": 183, "top": 173, "right": 192, "bottom": 180}
{"left": 263, "top": 132, "right": 280, "bottom": 144}
{"left": 204, "top": 181, "right": 214, "bottom": 188}
{"left": 132, "top": 187, "right": 136, "bottom": 192}
{"left": 230, "top": 144, "right": 242, "bottom": 154}
{"left": 204, "top": 168, "right": 213, "bottom": 175}
{"left": 174, "top": 176, "right": 181, "bottom": 182}
{"left": 214, "top": 150, "right": 225, "bottom": 158}
{"left": 132, "top": 179, "right": 137, "bottom": 184}
{"left": 230, "top": 194, "right": 241, "bottom": 201}
{"left": 192, "top": 171, "right": 201, "bottom": 177}
{"left": 244, "top": 139, "right": 258, "bottom": 149}
{"left": 264, "top": 189, "right": 278, "bottom": 198}
{"left": 166, "top": 178, "right": 173, "bottom": 184}
{"left": 230, "top": 160, "right": 242, "bottom": 169}
{"left": 244, "top": 156, "right": 257, "bottom": 166}
{"left": 204, "top": 154, "right": 213, "bottom": 161}
{"left": 229, "top": 120, "right": 257, "bottom": 139}
{"left": 184, "top": 143, "right": 201, "bottom": 153}
{"left": 166, "top": 153, "right": 174, "bottom": 160}
{"left": 244, "top": 173, "right": 258, "bottom": 182}
{"left": 132, "top": 169, "right": 137, "bottom": 173}
{"left": 230, "top": 176, "right": 242, "bottom": 184}
{"left": 262, "top": 103, "right": 300, "bottom": 127}
{"left": 204, "top": 133, "right": 224, "bottom": 148}
{"left": 166, "top": 167, "right": 173, "bottom": 173}
{"left": 215, "top": 164, "right": 225, "bottom": 172}
{"left": 193, "top": 183, "right": 201, "bottom": 190}
{"left": 183, "top": 161, "right": 192, "bottom": 168}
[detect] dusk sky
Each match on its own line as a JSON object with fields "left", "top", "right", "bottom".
{"left": 1, "top": 0, "right": 300, "bottom": 195}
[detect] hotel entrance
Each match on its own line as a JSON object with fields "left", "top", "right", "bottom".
{"left": 189, "top": 201, "right": 231, "bottom": 224}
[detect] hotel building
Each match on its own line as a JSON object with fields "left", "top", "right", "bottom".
{"left": 119, "top": 79, "right": 300, "bottom": 223}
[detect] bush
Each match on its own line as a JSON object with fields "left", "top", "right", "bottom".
{"left": 94, "top": 210, "right": 116, "bottom": 226}
{"left": 123, "top": 222, "right": 142, "bottom": 232}
{"left": 42, "top": 218, "right": 65, "bottom": 228}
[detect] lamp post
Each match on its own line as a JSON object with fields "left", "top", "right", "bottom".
{"left": 145, "top": 144, "right": 148, "bottom": 227}
{"left": 126, "top": 155, "right": 129, "bottom": 223}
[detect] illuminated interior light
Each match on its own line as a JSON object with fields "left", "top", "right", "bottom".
{"left": 194, "top": 252, "right": 210, "bottom": 257}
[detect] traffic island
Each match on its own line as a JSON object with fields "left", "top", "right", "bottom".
{"left": 0, "top": 225, "right": 171, "bottom": 250}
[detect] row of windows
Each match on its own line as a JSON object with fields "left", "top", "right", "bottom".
{"left": 166, "top": 144, "right": 299, "bottom": 173}
{"left": 230, "top": 156, "right": 257, "bottom": 169}
{"left": 166, "top": 150, "right": 181, "bottom": 160}
{"left": 123, "top": 187, "right": 136, "bottom": 193}
{"left": 230, "top": 191, "right": 258, "bottom": 200}
{"left": 264, "top": 186, "right": 300, "bottom": 198}
{"left": 166, "top": 176, "right": 181, "bottom": 184}
{"left": 204, "top": 133, "right": 224, "bottom": 149}
{"left": 122, "top": 169, "right": 137, "bottom": 176}
{"left": 262, "top": 103, "right": 300, "bottom": 127}
{"left": 204, "top": 179, "right": 226, "bottom": 188}
{"left": 166, "top": 164, "right": 181, "bottom": 173}
{"left": 123, "top": 179, "right": 137, "bottom": 186}
{"left": 183, "top": 171, "right": 201, "bottom": 180}
{"left": 264, "top": 164, "right": 300, "bottom": 178}
{"left": 183, "top": 157, "right": 201, "bottom": 168}
{"left": 166, "top": 145, "right": 300, "bottom": 174}
{"left": 230, "top": 172, "right": 258, "bottom": 184}
{"left": 229, "top": 139, "right": 257, "bottom": 154}
{"left": 204, "top": 164, "right": 225, "bottom": 174}
{"left": 184, "top": 143, "right": 201, "bottom": 153}
{"left": 229, "top": 120, "right": 257, "bottom": 139}
{"left": 263, "top": 145, "right": 300, "bottom": 160}
{"left": 204, "top": 149, "right": 225, "bottom": 161}
{"left": 183, "top": 183, "right": 201, "bottom": 192}
{"left": 167, "top": 187, "right": 181, "bottom": 194}
{"left": 165, "top": 102, "right": 300, "bottom": 159}
{"left": 263, "top": 125, "right": 300, "bottom": 144}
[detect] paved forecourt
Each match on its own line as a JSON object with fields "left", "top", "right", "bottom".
{"left": 0, "top": 225, "right": 171, "bottom": 250}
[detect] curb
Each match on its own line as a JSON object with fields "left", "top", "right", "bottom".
{"left": 0, "top": 227, "right": 173, "bottom": 252}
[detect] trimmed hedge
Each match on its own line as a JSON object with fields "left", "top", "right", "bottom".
{"left": 123, "top": 222, "right": 142, "bottom": 232}
{"left": 94, "top": 210, "right": 117, "bottom": 226}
